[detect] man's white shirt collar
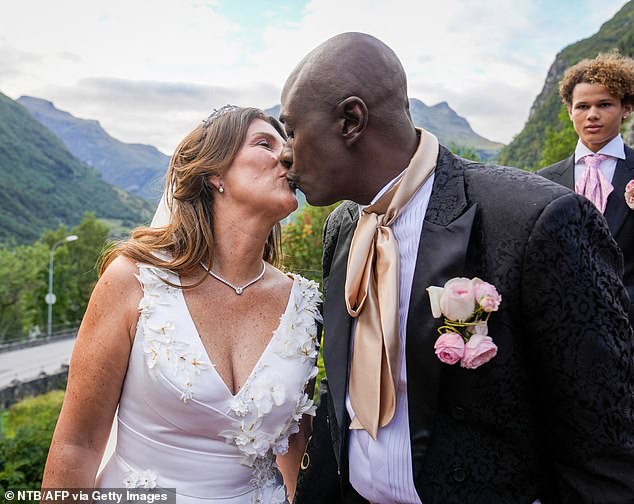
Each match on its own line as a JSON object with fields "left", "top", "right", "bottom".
{"left": 574, "top": 134, "right": 625, "bottom": 163}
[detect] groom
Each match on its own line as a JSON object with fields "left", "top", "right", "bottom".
{"left": 279, "top": 33, "right": 634, "bottom": 503}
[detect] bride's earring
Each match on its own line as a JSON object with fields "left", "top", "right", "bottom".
{"left": 219, "top": 182, "right": 224, "bottom": 193}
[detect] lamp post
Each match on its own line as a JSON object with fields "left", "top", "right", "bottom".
{"left": 46, "top": 234, "right": 78, "bottom": 337}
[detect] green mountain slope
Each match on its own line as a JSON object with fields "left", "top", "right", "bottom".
{"left": 499, "top": 0, "right": 634, "bottom": 169}
{"left": 0, "top": 92, "right": 154, "bottom": 244}
{"left": 18, "top": 96, "right": 168, "bottom": 201}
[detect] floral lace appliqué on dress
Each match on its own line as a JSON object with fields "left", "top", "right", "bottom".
{"left": 221, "top": 276, "right": 322, "bottom": 504}
{"left": 108, "top": 266, "right": 323, "bottom": 503}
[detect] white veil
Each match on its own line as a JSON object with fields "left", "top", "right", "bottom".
{"left": 150, "top": 192, "right": 172, "bottom": 228}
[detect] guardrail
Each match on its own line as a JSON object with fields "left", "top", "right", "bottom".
{"left": 0, "top": 366, "right": 69, "bottom": 410}
{"left": 0, "top": 328, "right": 78, "bottom": 353}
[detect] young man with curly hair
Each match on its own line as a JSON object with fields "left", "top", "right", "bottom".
{"left": 540, "top": 53, "right": 634, "bottom": 322}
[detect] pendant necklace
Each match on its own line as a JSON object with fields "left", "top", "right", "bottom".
{"left": 200, "top": 260, "right": 266, "bottom": 295}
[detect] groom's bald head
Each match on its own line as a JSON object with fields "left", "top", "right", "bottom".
{"left": 279, "top": 33, "right": 417, "bottom": 206}
{"left": 281, "top": 32, "right": 410, "bottom": 123}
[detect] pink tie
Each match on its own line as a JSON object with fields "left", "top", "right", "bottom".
{"left": 575, "top": 154, "right": 613, "bottom": 214}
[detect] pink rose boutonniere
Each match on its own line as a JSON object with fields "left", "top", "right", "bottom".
{"left": 625, "top": 180, "right": 634, "bottom": 210}
{"left": 427, "top": 277, "right": 501, "bottom": 369}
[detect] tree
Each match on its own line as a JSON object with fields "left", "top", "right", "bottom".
{"left": 0, "top": 243, "right": 47, "bottom": 340}
{"left": 282, "top": 203, "right": 339, "bottom": 284}
{"left": 449, "top": 143, "right": 482, "bottom": 162}
{"left": 35, "top": 213, "right": 110, "bottom": 331}
{"left": 0, "top": 213, "right": 110, "bottom": 341}
{"left": 0, "top": 390, "right": 65, "bottom": 490}
{"left": 538, "top": 105, "right": 578, "bottom": 168}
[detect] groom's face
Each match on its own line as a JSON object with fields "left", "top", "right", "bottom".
{"left": 279, "top": 88, "right": 351, "bottom": 206}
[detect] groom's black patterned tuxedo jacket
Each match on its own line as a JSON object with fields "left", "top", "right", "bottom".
{"left": 295, "top": 146, "right": 634, "bottom": 504}
{"left": 539, "top": 145, "right": 634, "bottom": 323}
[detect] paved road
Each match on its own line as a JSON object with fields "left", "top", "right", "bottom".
{"left": 0, "top": 338, "right": 76, "bottom": 388}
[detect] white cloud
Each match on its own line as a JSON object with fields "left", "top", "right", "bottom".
{"left": 0, "top": 0, "right": 630, "bottom": 151}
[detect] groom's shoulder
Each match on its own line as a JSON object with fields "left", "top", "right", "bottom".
{"left": 324, "top": 201, "right": 356, "bottom": 233}
{"left": 461, "top": 158, "right": 571, "bottom": 208}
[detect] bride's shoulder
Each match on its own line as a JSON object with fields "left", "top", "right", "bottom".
{"left": 101, "top": 255, "right": 141, "bottom": 288}
{"left": 266, "top": 266, "right": 322, "bottom": 303}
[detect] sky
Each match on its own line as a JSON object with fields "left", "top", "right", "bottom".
{"left": 0, "top": 0, "right": 630, "bottom": 154}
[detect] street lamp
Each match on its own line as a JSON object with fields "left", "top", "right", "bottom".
{"left": 46, "top": 234, "right": 78, "bottom": 337}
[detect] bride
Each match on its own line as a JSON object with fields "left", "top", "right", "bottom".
{"left": 42, "top": 106, "right": 321, "bottom": 503}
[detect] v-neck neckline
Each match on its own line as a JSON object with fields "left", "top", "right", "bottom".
{"left": 178, "top": 274, "right": 297, "bottom": 398}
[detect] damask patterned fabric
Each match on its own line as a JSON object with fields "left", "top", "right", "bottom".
{"left": 540, "top": 144, "right": 634, "bottom": 324}
{"left": 97, "top": 265, "right": 322, "bottom": 504}
{"left": 296, "top": 147, "right": 634, "bottom": 504}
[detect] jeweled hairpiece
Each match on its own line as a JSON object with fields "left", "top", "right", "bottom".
{"left": 202, "top": 104, "right": 240, "bottom": 127}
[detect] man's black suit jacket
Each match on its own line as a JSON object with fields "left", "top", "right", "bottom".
{"left": 539, "top": 146, "right": 634, "bottom": 322}
{"left": 295, "top": 146, "right": 634, "bottom": 504}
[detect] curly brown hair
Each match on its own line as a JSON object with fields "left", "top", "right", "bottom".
{"left": 559, "top": 53, "right": 634, "bottom": 107}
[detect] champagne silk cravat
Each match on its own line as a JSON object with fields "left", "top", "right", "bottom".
{"left": 345, "top": 128, "right": 439, "bottom": 439}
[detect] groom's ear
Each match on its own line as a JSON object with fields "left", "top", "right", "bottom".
{"left": 336, "top": 97, "right": 368, "bottom": 146}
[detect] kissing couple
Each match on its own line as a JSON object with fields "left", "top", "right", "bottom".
{"left": 43, "top": 33, "right": 634, "bottom": 504}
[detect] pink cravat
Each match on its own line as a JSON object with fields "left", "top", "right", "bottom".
{"left": 575, "top": 153, "right": 613, "bottom": 214}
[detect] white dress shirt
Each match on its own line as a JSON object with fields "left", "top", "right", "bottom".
{"left": 574, "top": 134, "right": 626, "bottom": 184}
{"left": 345, "top": 170, "right": 435, "bottom": 504}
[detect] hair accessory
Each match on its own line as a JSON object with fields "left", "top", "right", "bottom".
{"left": 200, "top": 260, "right": 266, "bottom": 295}
{"left": 202, "top": 104, "right": 240, "bottom": 127}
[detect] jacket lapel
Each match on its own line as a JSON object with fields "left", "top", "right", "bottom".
{"left": 322, "top": 203, "right": 358, "bottom": 434}
{"left": 604, "top": 147, "right": 634, "bottom": 237}
{"left": 405, "top": 148, "right": 477, "bottom": 482}
{"left": 550, "top": 154, "right": 575, "bottom": 190}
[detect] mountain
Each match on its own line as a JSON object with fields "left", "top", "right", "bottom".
{"left": 266, "top": 99, "right": 504, "bottom": 160}
{"left": 0, "top": 92, "right": 154, "bottom": 244}
{"left": 18, "top": 96, "right": 168, "bottom": 201}
{"left": 499, "top": 0, "right": 634, "bottom": 170}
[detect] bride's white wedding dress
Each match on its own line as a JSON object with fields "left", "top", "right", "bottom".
{"left": 97, "top": 264, "right": 322, "bottom": 504}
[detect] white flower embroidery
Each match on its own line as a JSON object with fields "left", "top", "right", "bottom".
{"left": 136, "top": 264, "right": 210, "bottom": 403}
{"left": 139, "top": 469, "right": 157, "bottom": 489}
{"left": 229, "top": 395, "right": 250, "bottom": 417}
{"left": 189, "top": 351, "right": 210, "bottom": 375}
{"left": 251, "top": 374, "right": 286, "bottom": 417}
{"left": 123, "top": 469, "right": 157, "bottom": 489}
{"left": 124, "top": 472, "right": 139, "bottom": 488}
{"left": 180, "top": 379, "right": 194, "bottom": 403}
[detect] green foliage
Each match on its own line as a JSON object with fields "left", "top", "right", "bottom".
{"left": 0, "top": 390, "right": 65, "bottom": 490}
{"left": 0, "top": 213, "right": 110, "bottom": 341}
{"left": 449, "top": 143, "right": 482, "bottom": 162}
{"left": 498, "top": 1, "right": 634, "bottom": 169}
{"left": 498, "top": 91, "right": 562, "bottom": 169}
{"left": 538, "top": 106, "right": 579, "bottom": 168}
{"left": 0, "top": 92, "right": 153, "bottom": 245}
{"left": 282, "top": 204, "right": 339, "bottom": 284}
{"left": 0, "top": 243, "right": 47, "bottom": 340}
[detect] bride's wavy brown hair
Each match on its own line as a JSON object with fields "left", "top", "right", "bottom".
{"left": 101, "top": 107, "right": 284, "bottom": 285}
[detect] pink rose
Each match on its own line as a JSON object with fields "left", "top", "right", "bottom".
{"left": 473, "top": 279, "right": 502, "bottom": 313}
{"left": 440, "top": 278, "right": 476, "bottom": 322}
{"left": 434, "top": 332, "right": 465, "bottom": 365}
{"left": 625, "top": 180, "right": 634, "bottom": 210}
{"left": 460, "top": 334, "right": 498, "bottom": 369}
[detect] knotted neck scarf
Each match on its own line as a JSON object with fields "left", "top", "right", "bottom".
{"left": 345, "top": 128, "right": 439, "bottom": 439}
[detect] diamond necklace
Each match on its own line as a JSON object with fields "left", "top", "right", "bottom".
{"left": 200, "top": 260, "right": 266, "bottom": 295}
